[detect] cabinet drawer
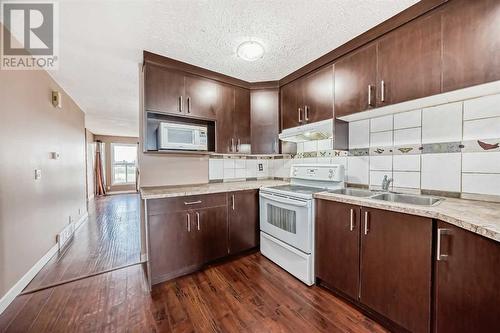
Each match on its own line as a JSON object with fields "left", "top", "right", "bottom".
{"left": 147, "top": 192, "right": 227, "bottom": 215}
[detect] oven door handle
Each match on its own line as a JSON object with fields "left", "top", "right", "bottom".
{"left": 259, "top": 193, "right": 309, "bottom": 207}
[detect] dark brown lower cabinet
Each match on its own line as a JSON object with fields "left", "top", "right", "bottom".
{"left": 228, "top": 190, "right": 259, "bottom": 254}
{"left": 316, "top": 200, "right": 433, "bottom": 333}
{"left": 316, "top": 200, "right": 360, "bottom": 299}
{"left": 434, "top": 221, "right": 500, "bottom": 333}
{"left": 149, "top": 211, "right": 203, "bottom": 284}
{"left": 147, "top": 190, "right": 260, "bottom": 285}
{"left": 360, "top": 207, "right": 432, "bottom": 333}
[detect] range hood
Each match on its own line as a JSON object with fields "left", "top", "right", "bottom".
{"left": 279, "top": 119, "right": 333, "bottom": 142}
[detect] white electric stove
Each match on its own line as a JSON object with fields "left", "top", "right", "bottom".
{"left": 259, "top": 164, "right": 345, "bottom": 285}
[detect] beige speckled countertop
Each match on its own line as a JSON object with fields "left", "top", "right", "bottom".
{"left": 140, "top": 179, "right": 289, "bottom": 200}
{"left": 314, "top": 192, "right": 500, "bottom": 243}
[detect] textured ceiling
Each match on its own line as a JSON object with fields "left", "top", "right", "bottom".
{"left": 48, "top": 0, "right": 419, "bottom": 136}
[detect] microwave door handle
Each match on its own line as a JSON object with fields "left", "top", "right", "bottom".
{"left": 259, "top": 193, "right": 309, "bottom": 207}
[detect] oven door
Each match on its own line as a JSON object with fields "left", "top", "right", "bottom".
{"left": 259, "top": 191, "right": 313, "bottom": 254}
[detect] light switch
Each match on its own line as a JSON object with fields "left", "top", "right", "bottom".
{"left": 35, "top": 169, "right": 42, "bottom": 180}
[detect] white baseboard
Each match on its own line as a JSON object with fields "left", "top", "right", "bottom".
{"left": 0, "top": 243, "right": 58, "bottom": 315}
{"left": 75, "top": 212, "right": 89, "bottom": 231}
{"left": 0, "top": 211, "right": 89, "bottom": 315}
{"left": 106, "top": 190, "right": 137, "bottom": 195}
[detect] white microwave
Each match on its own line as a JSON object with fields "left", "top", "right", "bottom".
{"left": 157, "top": 122, "right": 208, "bottom": 151}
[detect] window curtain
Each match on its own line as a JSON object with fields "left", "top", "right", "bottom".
{"left": 95, "top": 141, "right": 106, "bottom": 196}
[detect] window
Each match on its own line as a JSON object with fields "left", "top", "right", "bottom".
{"left": 111, "top": 143, "right": 137, "bottom": 185}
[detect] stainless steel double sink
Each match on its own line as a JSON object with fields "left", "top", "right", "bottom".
{"left": 328, "top": 188, "right": 442, "bottom": 206}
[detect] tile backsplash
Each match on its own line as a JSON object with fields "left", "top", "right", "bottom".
{"left": 345, "top": 92, "right": 500, "bottom": 198}
{"left": 209, "top": 155, "right": 291, "bottom": 182}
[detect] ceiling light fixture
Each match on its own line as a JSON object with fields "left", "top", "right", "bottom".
{"left": 237, "top": 41, "right": 264, "bottom": 61}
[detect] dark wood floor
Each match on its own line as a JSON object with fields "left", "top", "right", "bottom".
{"left": 1, "top": 253, "right": 387, "bottom": 333}
{"left": 23, "top": 194, "right": 141, "bottom": 292}
{"left": 0, "top": 193, "right": 387, "bottom": 333}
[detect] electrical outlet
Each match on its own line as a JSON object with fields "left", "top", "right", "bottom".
{"left": 34, "top": 169, "right": 42, "bottom": 180}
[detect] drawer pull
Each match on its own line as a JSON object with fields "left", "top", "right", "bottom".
{"left": 364, "top": 211, "right": 369, "bottom": 235}
{"left": 437, "top": 228, "right": 451, "bottom": 261}
{"left": 196, "top": 212, "right": 200, "bottom": 231}
{"left": 186, "top": 214, "right": 191, "bottom": 232}
{"left": 184, "top": 200, "right": 202, "bottom": 205}
{"left": 349, "top": 208, "right": 355, "bottom": 231}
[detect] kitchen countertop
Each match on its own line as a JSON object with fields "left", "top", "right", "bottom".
{"left": 314, "top": 191, "right": 500, "bottom": 243}
{"left": 140, "top": 179, "right": 289, "bottom": 200}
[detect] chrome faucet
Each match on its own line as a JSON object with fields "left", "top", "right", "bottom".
{"left": 381, "top": 175, "right": 393, "bottom": 191}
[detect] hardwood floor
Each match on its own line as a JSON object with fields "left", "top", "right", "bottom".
{"left": 1, "top": 253, "right": 387, "bottom": 333}
{"left": 24, "top": 194, "right": 141, "bottom": 292}
{"left": 0, "top": 193, "right": 387, "bottom": 332}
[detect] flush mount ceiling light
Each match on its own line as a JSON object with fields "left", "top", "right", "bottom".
{"left": 237, "top": 41, "right": 264, "bottom": 61}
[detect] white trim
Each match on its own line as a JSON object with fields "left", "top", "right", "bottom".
{"left": 338, "top": 80, "right": 500, "bottom": 122}
{"left": 75, "top": 212, "right": 89, "bottom": 231}
{"left": 140, "top": 253, "right": 148, "bottom": 262}
{"left": 106, "top": 190, "right": 138, "bottom": 195}
{"left": 0, "top": 243, "right": 58, "bottom": 315}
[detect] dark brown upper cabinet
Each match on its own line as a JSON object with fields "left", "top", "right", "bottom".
{"left": 233, "top": 87, "right": 251, "bottom": 151}
{"left": 376, "top": 11, "right": 442, "bottom": 106}
{"left": 281, "top": 65, "right": 334, "bottom": 129}
{"left": 144, "top": 65, "right": 185, "bottom": 114}
{"left": 281, "top": 79, "right": 303, "bottom": 130}
{"left": 442, "top": 0, "right": 500, "bottom": 92}
{"left": 360, "top": 207, "right": 432, "bottom": 333}
{"left": 303, "top": 65, "right": 334, "bottom": 123}
{"left": 316, "top": 200, "right": 360, "bottom": 300}
{"left": 251, "top": 89, "right": 279, "bottom": 154}
{"left": 434, "top": 221, "right": 500, "bottom": 333}
{"left": 184, "top": 74, "right": 219, "bottom": 120}
{"left": 228, "top": 190, "right": 259, "bottom": 254}
{"left": 216, "top": 83, "right": 235, "bottom": 153}
{"left": 334, "top": 44, "right": 377, "bottom": 118}
{"left": 215, "top": 85, "right": 251, "bottom": 153}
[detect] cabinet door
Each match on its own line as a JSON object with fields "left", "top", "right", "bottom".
{"left": 304, "top": 65, "right": 333, "bottom": 123}
{"left": 184, "top": 75, "right": 219, "bottom": 120}
{"left": 148, "top": 211, "right": 200, "bottom": 284}
{"left": 442, "top": 0, "right": 500, "bottom": 92}
{"left": 216, "top": 84, "right": 234, "bottom": 153}
{"left": 234, "top": 86, "right": 251, "bottom": 149}
{"left": 281, "top": 80, "right": 304, "bottom": 129}
{"left": 199, "top": 206, "right": 228, "bottom": 263}
{"left": 334, "top": 44, "right": 377, "bottom": 117}
{"left": 376, "top": 11, "right": 441, "bottom": 106}
{"left": 435, "top": 221, "right": 500, "bottom": 333}
{"left": 251, "top": 89, "right": 279, "bottom": 154}
{"left": 228, "top": 190, "right": 259, "bottom": 254}
{"left": 360, "top": 208, "right": 432, "bottom": 333}
{"left": 316, "top": 200, "right": 360, "bottom": 300}
{"left": 144, "top": 65, "right": 185, "bottom": 114}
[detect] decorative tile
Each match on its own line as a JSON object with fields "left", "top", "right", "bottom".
{"left": 461, "top": 139, "right": 500, "bottom": 153}
{"left": 422, "top": 142, "right": 462, "bottom": 154}
{"left": 369, "top": 146, "right": 393, "bottom": 156}
{"left": 349, "top": 148, "right": 369, "bottom": 156}
{"left": 393, "top": 144, "right": 422, "bottom": 156}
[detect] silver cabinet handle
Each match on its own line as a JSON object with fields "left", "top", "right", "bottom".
{"left": 298, "top": 107, "right": 302, "bottom": 123}
{"left": 364, "top": 211, "right": 369, "bottom": 235}
{"left": 184, "top": 200, "right": 202, "bottom": 205}
{"left": 179, "top": 96, "right": 183, "bottom": 112}
{"left": 186, "top": 213, "right": 191, "bottom": 232}
{"left": 367, "top": 85, "right": 374, "bottom": 107}
{"left": 350, "top": 208, "right": 355, "bottom": 231}
{"left": 436, "top": 228, "right": 450, "bottom": 261}
{"left": 305, "top": 105, "right": 309, "bottom": 121}
{"left": 230, "top": 138, "right": 234, "bottom": 152}
{"left": 187, "top": 97, "right": 191, "bottom": 113}
{"left": 236, "top": 139, "right": 240, "bottom": 152}
{"left": 196, "top": 212, "right": 200, "bottom": 231}
{"left": 231, "top": 194, "right": 235, "bottom": 210}
{"left": 380, "top": 80, "right": 385, "bottom": 103}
